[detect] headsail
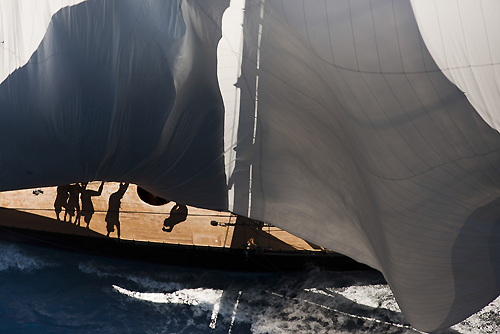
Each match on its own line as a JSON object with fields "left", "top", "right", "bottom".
{"left": 2, "top": 0, "right": 500, "bottom": 331}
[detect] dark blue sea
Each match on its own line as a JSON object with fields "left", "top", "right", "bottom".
{"left": 0, "top": 240, "right": 496, "bottom": 333}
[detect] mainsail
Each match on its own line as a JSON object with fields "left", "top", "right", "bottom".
{"left": 1, "top": 0, "right": 500, "bottom": 331}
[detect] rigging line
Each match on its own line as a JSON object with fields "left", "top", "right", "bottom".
{"left": 243, "top": 251, "right": 278, "bottom": 272}
{"left": 6, "top": 208, "right": 232, "bottom": 217}
{"left": 260, "top": 252, "right": 283, "bottom": 272}
{"left": 266, "top": 290, "right": 425, "bottom": 333}
{"left": 0, "top": 40, "right": 31, "bottom": 65}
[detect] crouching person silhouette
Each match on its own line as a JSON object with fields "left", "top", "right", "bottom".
{"left": 162, "top": 203, "right": 188, "bottom": 232}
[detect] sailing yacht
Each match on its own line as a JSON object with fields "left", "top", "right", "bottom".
{"left": 1, "top": 0, "right": 500, "bottom": 331}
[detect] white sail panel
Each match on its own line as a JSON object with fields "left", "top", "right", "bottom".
{"left": 0, "top": 0, "right": 84, "bottom": 83}
{"left": 2, "top": 1, "right": 500, "bottom": 332}
{"left": 226, "top": 1, "right": 500, "bottom": 331}
{"left": 410, "top": 0, "right": 500, "bottom": 132}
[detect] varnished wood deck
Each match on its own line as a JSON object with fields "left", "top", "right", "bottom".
{"left": 0, "top": 182, "right": 326, "bottom": 253}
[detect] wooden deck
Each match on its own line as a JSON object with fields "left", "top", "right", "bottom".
{"left": 0, "top": 182, "right": 326, "bottom": 253}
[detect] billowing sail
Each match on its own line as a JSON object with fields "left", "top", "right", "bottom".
{"left": 1, "top": 0, "right": 500, "bottom": 331}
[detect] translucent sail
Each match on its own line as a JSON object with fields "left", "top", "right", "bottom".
{"left": 2, "top": 0, "right": 500, "bottom": 331}
{"left": 411, "top": 0, "right": 500, "bottom": 132}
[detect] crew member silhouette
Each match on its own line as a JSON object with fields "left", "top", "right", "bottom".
{"left": 162, "top": 203, "right": 188, "bottom": 232}
{"left": 64, "top": 183, "right": 81, "bottom": 224}
{"left": 54, "top": 185, "right": 69, "bottom": 220}
{"left": 105, "top": 182, "right": 129, "bottom": 238}
{"left": 79, "top": 181, "right": 104, "bottom": 228}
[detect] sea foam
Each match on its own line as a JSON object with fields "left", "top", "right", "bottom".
{"left": 78, "top": 260, "right": 182, "bottom": 291}
{"left": 0, "top": 242, "right": 51, "bottom": 272}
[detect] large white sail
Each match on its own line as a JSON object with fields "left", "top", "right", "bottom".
{"left": 2, "top": 0, "right": 500, "bottom": 331}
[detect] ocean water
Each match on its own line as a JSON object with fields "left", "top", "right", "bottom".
{"left": 0, "top": 241, "right": 499, "bottom": 333}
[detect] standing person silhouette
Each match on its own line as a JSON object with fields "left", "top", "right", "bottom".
{"left": 54, "top": 185, "right": 70, "bottom": 220}
{"left": 64, "top": 183, "right": 81, "bottom": 224}
{"left": 80, "top": 181, "right": 104, "bottom": 228}
{"left": 105, "top": 182, "right": 129, "bottom": 238}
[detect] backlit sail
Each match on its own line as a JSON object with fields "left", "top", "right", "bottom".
{"left": 2, "top": 1, "right": 500, "bottom": 331}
